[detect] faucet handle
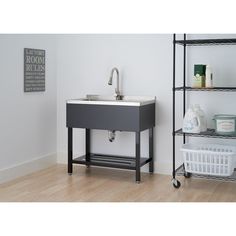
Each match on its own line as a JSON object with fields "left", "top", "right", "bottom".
{"left": 114, "top": 93, "right": 123, "bottom": 100}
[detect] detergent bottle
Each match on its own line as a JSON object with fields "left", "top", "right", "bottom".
{"left": 193, "top": 104, "right": 207, "bottom": 132}
{"left": 183, "top": 105, "right": 201, "bottom": 133}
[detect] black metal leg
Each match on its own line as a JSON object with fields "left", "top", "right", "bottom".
{"left": 135, "top": 132, "right": 141, "bottom": 183}
{"left": 68, "top": 127, "right": 73, "bottom": 175}
{"left": 149, "top": 128, "right": 154, "bottom": 173}
{"left": 85, "top": 129, "right": 90, "bottom": 167}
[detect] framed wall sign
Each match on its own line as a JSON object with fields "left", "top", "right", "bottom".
{"left": 24, "top": 48, "right": 45, "bottom": 92}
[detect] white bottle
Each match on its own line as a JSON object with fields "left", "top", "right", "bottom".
{"left": 205, "top": 65, "right": 213, "bottom": 88}
{"left": 183, "top": 106, "right": 201, "bottom": 133}
{"left": 193, "top": 104, "right": 207, "bottom": 132}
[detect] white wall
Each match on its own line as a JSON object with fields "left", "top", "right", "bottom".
{"left": 57, "top": 34, "right": 174, "bottom": 174}
{"left": 1, "top": 34, "right": 236, "bottom": 180}
{"left": 0, "top": 35, "right": 57, "bottom": 181}
{"left": 57, "top": 34, "right": 236, "bottom": 175}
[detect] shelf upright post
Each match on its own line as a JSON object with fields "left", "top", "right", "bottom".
{"left": 172, "top": 34, "right": 176, "bottom": 180}
{"left": 183, "top": 34, "right": 186, "bottom": 144}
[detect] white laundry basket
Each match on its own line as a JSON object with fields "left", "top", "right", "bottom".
{"left": 181, "top": 143, "right": 236, "bottom": 176}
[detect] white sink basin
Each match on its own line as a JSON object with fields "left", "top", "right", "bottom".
{"left": 67, "top": 95, "right": 156, "bottom": 106}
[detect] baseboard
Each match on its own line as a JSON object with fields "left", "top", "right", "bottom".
{"left": 57, "top": 152, "right": 173, "bottom": 175}
{"left": 153, "top": 162, "right": 172, "bottom": 175}
{"left": 57, "top": 152, "right": 68, "bottom": 165}
{"left": 0, "top": 153, "right": 57, "bottom": 184}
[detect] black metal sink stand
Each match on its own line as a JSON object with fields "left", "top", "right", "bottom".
{"left": 68, "top": 127, "right": 154, "bottom": 183}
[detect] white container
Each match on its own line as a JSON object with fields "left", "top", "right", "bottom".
{"left": 183, "top": 106, "right": 201, "bottom": 133}
{"left": 193, "top": 104, "right": 207, "bottom": 132}
{"left": 181, "top": 143, "right": 236, "bottom": 176}
{"left": 205, "top": 65, "right": 213, "bottom": 88}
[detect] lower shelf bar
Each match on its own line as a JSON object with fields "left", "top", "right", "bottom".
{"left": 73, "top": 153, "right": 152, "bottom": 170}
{"left": 176, "top": 164, "right": 236, "bottom": 182}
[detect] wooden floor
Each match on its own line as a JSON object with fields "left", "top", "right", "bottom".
{"left": 0, "top": 164, "right": 236, "bottom": 202}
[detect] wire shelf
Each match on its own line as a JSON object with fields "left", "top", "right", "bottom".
{"left": 176, "top": 164, "right": 236, "bottom": 182}
{"left": 175, "top": 128, "right": 236, "bottom": 139}
{"left": 175, "top": 38, "right": 236, "bottom": 46}
{"left": 172, "top": 34, "right": 236, "bottom": 187}
{"left": 174, "top": 86, "right": 236, "bottom": 92}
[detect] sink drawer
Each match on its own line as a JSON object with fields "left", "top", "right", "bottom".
{"left": 66, "top": 103, "right": 155, "bottom": 132}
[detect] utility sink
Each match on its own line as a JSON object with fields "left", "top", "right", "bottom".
{"left": 67, "top": 95, "right": 156, "bottom": 107}
{"left": 67, "top": 68, "right": 155, "bottom": 182}
{"left": 66, "top": 95, "right": 156, "bottom": 132}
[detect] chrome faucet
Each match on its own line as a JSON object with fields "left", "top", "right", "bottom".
{"left": 108, "top": 67, "right": 122, "bottom": 100}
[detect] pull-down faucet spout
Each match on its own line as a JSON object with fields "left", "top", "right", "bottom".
{"left": 108, "top": 67, "right": 122, "bottom": 100}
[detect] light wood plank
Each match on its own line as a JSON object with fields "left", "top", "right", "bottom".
{"left": 0, "top": 164, "right": 236, "bottom": 202}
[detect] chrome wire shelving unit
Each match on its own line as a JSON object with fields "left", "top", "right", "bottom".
{"left": 172, "top": 34, "right": 236, "bottom": 188}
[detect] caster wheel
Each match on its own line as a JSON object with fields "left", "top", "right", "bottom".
{"left": 136, "top": 181, "right": 141, "bottom": 184}
{"left": 172, "top": 179, "right": 181, "bottom": 188}
{"left": 184, "top": 172, "right": 191, "bottom": 178}
{"left": 68, "top": 173, "right": 72, "bottom": 176}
